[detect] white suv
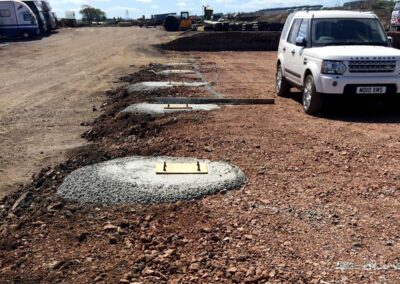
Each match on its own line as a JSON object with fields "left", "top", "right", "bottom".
{"left": 276, "top": 10, "right": 400, "bottom": 114}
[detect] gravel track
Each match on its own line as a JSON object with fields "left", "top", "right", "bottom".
{"left": 0, "top": 27, "right": 172, "bottom": 198}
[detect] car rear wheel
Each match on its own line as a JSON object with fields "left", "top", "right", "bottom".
{"left": 303, "top": 74, "right": 322, "bottom": 115}
{"left": 276, "top": 65, "right": 290, "bottom": 97}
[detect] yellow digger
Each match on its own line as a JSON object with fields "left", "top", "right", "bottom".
{"left": 179, "top": 12, "right": 192, "bottom": 30}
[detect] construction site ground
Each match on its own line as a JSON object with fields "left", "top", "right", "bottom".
{"left": 2, "top": 29, "right": 400, "bottom": 283}
{"left": 0, "top": 27, "right": 175, "bottom": 199}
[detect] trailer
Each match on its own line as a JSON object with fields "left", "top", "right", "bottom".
{"left": 49, "top": 11, "right": 56, "bottom": 29}
{"left": 22, "top": 0, "right": 47, "bottom": 34}
{"left": 0, "top": 0, "right": 39, "bottom": 37}
{"left": 40, "top": 0, "right": 55, "bottom": 30}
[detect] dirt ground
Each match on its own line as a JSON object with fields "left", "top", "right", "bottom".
{"left": 0, "top": 27, "right": 174, "bottom": 198}
{"left": 2, "top": 37, "right": 400, "bottom": 283}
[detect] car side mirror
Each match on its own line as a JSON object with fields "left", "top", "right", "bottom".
{"left": 388, "top": 36, "right": 393, "bottom": 45}
{"left": 296, "top": 36, "right": 306, "bottom": 47}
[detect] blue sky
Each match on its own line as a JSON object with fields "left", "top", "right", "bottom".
{"left": 49, "top": 0, "right": 341, "bottom": 19}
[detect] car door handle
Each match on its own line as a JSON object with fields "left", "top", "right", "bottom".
{"left": 283, "top": 47, "right": 286, "bottom": 52}
{"left": 291, "top": 50, "right": 296, "bottom": 55}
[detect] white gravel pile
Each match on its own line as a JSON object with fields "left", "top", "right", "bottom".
{"left": 166, "top": 62, "right": 193, "bottom": 67}
{"left": 57, "top": 156, "right": 246, "bottom": 205}
{"left": 121, "top": 103, "right": 220, "bottom": 116}
{"left": 127, "top": 81, "right": 208, "bottom": 93}
{"left": 159, "top": 70, "right": 195, "bottom": 76}
{"left": 127, "top": 81, "right": 174, "bottom": 93}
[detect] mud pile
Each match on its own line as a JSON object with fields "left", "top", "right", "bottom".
{"left": 161, "top": 31, "right": 281, "bottom": 51}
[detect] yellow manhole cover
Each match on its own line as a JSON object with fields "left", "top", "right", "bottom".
{"left": 156, "top": 162, "right": 208, "bottom": 174}
{"left": 164, "top": 104, "right": 192, "bottom": 110}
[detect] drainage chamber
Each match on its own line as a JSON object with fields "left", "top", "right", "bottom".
{"left": 57, "top": 156, "right": 246, "bottom": 205}
{"left": 127, "top": 81, "right": 208, "bottom": 93}
{"left": 121, "top": 103, "right": 219, "bottom": 116}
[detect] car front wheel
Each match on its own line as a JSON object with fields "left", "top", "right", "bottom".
{"left": 303, "top": 74, "right": 322, "bottom": 115}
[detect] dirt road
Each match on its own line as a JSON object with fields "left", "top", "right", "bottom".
{"left": 0, "top": 27, "right": 173, "bottom": 198}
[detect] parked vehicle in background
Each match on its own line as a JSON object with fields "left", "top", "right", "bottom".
{"left": 0, "top": 0, "right": 39, "bottom": 38}
{"left": 152, "top": 13, "right": 176, "bottom": 25}
{"left": 62, "top": 10, "right": 76, "bottom": 27}
{"left": 40, "top": 0, "right": 56, "bottom": 30}
{"left": 391, "top": 1, "right": 400, "bottom": 31}
{"left": 49, "top": 11, "right": 57, "bottom": 29}
{"left": 22, "top": 0, "right": 47, "bottom": 34}
{"left": 277, "top": 10, "right": 400, "bottom": 115}
{"left": 164, "top": 12, "right": 193, "bottom": 31}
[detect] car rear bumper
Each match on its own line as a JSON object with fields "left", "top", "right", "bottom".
{"left": 316, "top": 74, "right": 400, "bottom": 95}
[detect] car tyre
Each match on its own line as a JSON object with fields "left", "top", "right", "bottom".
{"left": 303, "top": 74, "right": 322, "bottom": 115}
{"left": 276, "top": 64, "right": 290, "bottom": 97}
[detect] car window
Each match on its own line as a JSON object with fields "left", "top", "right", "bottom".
{"left": 281, "top": 13, "right": 295, "bottom": 40}
{"left": 395, "top": 2, "right": 400, "bottom": 11}
{"left": 287, "top": 19, "right": 302, "bottom": 44}
{"left": 297, "top": 19, "right": 309, "bottom": 40}
{"left": 0, "top": 9, "right": 11, "bottom": 17}
{"left": 23, "top": 13, "right": 34, "bottom": 22}
{"left": 311, "top": 18, "right": 387, "bottom": 47}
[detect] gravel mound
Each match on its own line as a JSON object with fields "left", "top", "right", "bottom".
{"left": 121, "top": 103, "right": 220, "bottom": 116}
{"left": 166, "top": 62, "right": 193, "bottom": 67}
{"left": 127, "top": 81, "right": 174, "bottom": 93}
{"left": 57, "top": 156, "right": 246, "bottom": 205}
{"left": 159, "top": 70, "right": 195, "bottom": 76}
{"left": 127, "top": 81, "right": 208, "bottom": 93}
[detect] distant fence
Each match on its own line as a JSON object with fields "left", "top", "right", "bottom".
{"left": 161, "top": 31, "right": 400, "bottom": 51}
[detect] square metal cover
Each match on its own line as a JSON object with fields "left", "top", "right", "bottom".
{"left": 164, "top": 104, "right": 192, "bottom": 110}
{"left": 156, "top": 162, "right": 208, "bottom": 174}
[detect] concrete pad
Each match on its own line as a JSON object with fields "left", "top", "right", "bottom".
{"left": 159, "top": 70, "right": 195, "bottom": 76}
{"left": 166, "top": 62, "right": 193, "bottom": 67}
{"left": 121, "top": 103, "right": 220, "bottom": 116}
{"left": 57, "top": 156, "right": 246, "bottom": 205}
{"left": 127, "top": 81, "right": 173, "bottom": 93}
{"left": 127, "top": 81, "right": 208, "bottom": 93}
{"left": 171, "top": 82, "right": 208, "bottom": 87}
